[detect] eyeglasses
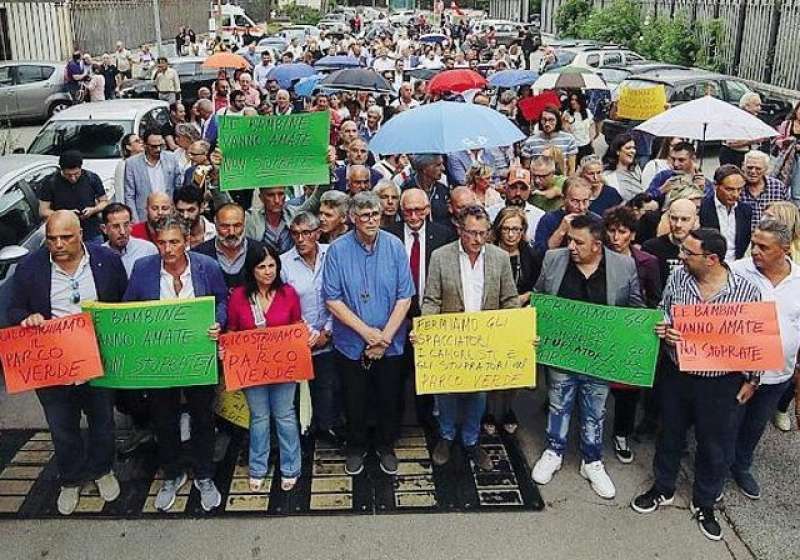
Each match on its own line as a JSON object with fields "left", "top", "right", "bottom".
{"left": 355, "top": 211, "right": 382, "bottom": 222}
{"left": 69, "top": 279, "right": 80, "bottom": 305}
{"left": 500, "top": 226, "right": 524, "bottom": 234}
{"left": 678, "top": 246, "right": 710, "bottom": 257}
{"left": 290, "top": 228, "right": 318, "bottom": 239}
{"left": 461, "top": 228, "right": 490, "bottom": 239}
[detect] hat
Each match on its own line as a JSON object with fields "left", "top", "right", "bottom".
{"left": 507, "top": 166, "right": 531, "bottom": 187}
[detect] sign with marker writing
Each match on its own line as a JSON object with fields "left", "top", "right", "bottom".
{"left": 0, "top": 313, "right": 103, "bottom": 394}
{"left": 413, "top": 308, "right": 536, "bottom": 395}
{"left": 532, "top": 294, "right": 662, "bottom": 387}
{"left": 616, "top": 84, "right": 668, "bottom": 121}
{"left": 218, "top": 112, "right": 330, "bottom": 191}
{"left": 216, "top": 389, "right": 250, "bottom": 429}
{"left": 672, "top": 302, "right": 784, "bottom": 372}
{"left": 83, "top": 297, "right": 218, "bottom": 389}
{"left": 219, "top": 323, "right": 314, "bottom": 391}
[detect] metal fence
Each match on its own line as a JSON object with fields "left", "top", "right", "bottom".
{"left": 539, "top": 0, "right": 800, "bottom": 91}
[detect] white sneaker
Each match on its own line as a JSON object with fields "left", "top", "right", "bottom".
{"left": 180, "top": 412, "right": 191, "bottom": 443}
{"left": 57, "top": 486, "right": 80, "bottom": 515}
{"left": 773, "top": 411, "right": 791, "bottom": 432}
{"left": 532, "top": 449, "right": 562, "bottom": 485}
{"left": 580, "top": 460, "right": 616, "bottom": 499}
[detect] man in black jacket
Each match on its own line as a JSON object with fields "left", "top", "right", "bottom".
{"left": 699, "top": 165, "right": 752, "bottom": 262}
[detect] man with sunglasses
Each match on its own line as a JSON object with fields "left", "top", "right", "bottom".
{"left": 632, "top": 228, "right": 761, "bottom": 542}
{"left": 8, "top": 211, "right": 128, "bottom": 515}
{"left": 124, "top": 130, "right": 183, "bottom": 222}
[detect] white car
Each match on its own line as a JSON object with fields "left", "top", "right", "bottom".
{"left": 318, "top": 13, "right": 349, "bottom": 34}
{"left": 561, "top": 46, "right": 646, "bottom": 70}
{"left": 388, "top": 10, "right": 416, "bottom": 25}
{"left": 26, "top": 99, "right": 170, "bottom": 200}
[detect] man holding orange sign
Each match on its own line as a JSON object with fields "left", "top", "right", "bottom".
{"left": 5, "top": 211, "right": 127, "bottom": 516}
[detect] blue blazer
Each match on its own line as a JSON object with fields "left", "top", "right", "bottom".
{"left": 7, "top": 245, "right": 128, "bottom": 325}
{"left": 699, "top": 194, "right": 753, "bottom": 260}
{"left": 123, "top": 252, "right": 229, "bottom": 328}
{"left": 123, "top": 151, "right": 183, "bottom": 222}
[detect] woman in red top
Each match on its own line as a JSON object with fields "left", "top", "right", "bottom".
{"left": 227, "top": 245, "right": 303, "bottom": 491}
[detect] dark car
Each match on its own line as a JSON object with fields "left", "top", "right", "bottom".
{"left": 602, "top": 70, "right": 793, "bottom": 145}
{"left": 118, "top": 56, "right": 216, "bottom": 108}
{"left": 596, "top": 62, "right": 689, "bottom": 91}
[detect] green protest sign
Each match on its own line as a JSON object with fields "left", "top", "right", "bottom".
{"left": 218, "top": 112, "right": 330, "bottom": 191}
{"left": 83, "top": 297, "right": 218, "bottom": 389}
{"left": 531, "top": 294, "right": 662, "bottom": 387}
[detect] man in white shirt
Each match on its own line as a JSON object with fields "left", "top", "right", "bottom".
{"left": 390, "top": 83, "right": 420, "bottom": 111}
{"left": 729, "top": 217, "right": 800, "bottom": 499}
{"left": 700, "top": 164, "right": 752, "bottom": 262}
{"left": 253, "top": 51, "right": 275, "bottom": 90}
{"left": 372, "top": 47, "right": 395, "bottom": 73}
{"left": 101, "top": 202, "right": 158, "bottom": 277}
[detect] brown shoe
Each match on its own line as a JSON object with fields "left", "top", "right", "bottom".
{"left": 466, "top": 445, "right": 493, "bottom": 471}
{"left": 432, "top": 439, "right": 452, "bottom": 466}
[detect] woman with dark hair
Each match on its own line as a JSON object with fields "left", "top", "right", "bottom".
{"left": 113, "top": 133, "right": 144, "bottom": 202}
{"left": 603, "top": 205, "right": 661, "bottom": 464}
{"left": 563, "top": 91, "right": 595, "bottom": 161}
{"left": 482, "top": 207, "right": 542, "bottom": 435}
{"left": 226, "top": 245, "right": 304, "bottom": 492}
{"left": 603, "top": 133, "right": 643, "bottom": 202}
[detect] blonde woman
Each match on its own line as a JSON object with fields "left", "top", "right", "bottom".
{"left": 466, "top": 163, "right": 503, "bottom": 207}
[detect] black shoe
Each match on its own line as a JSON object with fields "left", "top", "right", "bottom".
{"left": 432, "top": 439, "right": 452, "bottom": 466}
{"left": 316, "top": 427, "right": 344, "bottom": 448}
{"left": 465, "top": 445, "right": 492, "bottom": 471}
{"left": 345, "top": 451, "right": 367, "bottom": 476}
{"left": 630, "top": 486, "right": 675, "bottom": 514}
{"left": 690, "top": 502, "right": 722, "bottom": 541}
{"left": 116, "top": 429, "right": 153, "bottom": 455}
{"left": 613, "top": 436, "right": 634, "bottom": 464}
{"left": 733, "top": 470, "right": 761, "bottom": 500}
{"left": 378, "top": 448, "right": 399, "bottom": 475}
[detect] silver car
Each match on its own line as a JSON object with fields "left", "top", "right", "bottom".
{"left": 0, "top": 61, "right": 72, "bottom": 122}
{"left": 0, "top": 154, "right": 61, "bottom": 327}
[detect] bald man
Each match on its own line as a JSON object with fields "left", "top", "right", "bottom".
{"left": 130, "top": 191, "right": 173, "bottom": 244}
{"left": 444, "top": 186, "right": 478, "bottom": 239}
{"left": 385, "top": 188, "right": 456, "bottom": 429}
{"left": 8, "top": 210, "right": 127, "bottom": 515}
{"left": 642, "top": 198, "right": 699, "bottom": 290}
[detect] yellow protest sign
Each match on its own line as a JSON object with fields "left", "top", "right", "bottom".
{"left": 616, "top": 84, "right": 668, "bottom": 120}
{"left": 216, "top": 389, "right": 249, "bottom": 429}
{"left": 413, "top": 308, "right": 536, "bottom": 395}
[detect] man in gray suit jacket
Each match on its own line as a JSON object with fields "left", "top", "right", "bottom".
{"left": 421, "top": 205, "right": 520, "bottom": 471}
{"left": 124, "top": 131, "right": 183, "bottom": 222}
{"left": 531, "top": 214, "right": 643, "bottom": 500}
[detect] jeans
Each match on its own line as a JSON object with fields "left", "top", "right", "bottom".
{"left": 653, "top": 361, "right": 742, "bottom": 508}
{"left": 36, "top": 384, "right": 115, "bottom": 486}
{"left": 546, "top": 368, "right": 609, "bottom": 463}
{"left": 730, "top": 380, "right": 792, "bottom": 475}
{"left": 335, "top": 351, "right": 405, "bottom": 455}
{"left": 437, "top": 392, "right": 487, "bottom": 447}
{"left": 244, "top": 382, "right": 301, "bottom": 478}
{"left": 149, "top": 385, "right": 216, "bottom": 480}
{"left": 310, "top": 352, "right": 341, "bottom": 432}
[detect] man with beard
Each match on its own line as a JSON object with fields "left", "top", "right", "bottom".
{"left": 533, "top": 177, "right": 598, "bottom": 254}
{"left": 488, "top": 166, "right": 545, "bottom": 244}
{"left": 195, "top": 203, "right": 265, "bottom": 289}
{"left": 101, "top": 203, "right": 158, "bottom": 276}
{"left": 130, "top": 192, "right": 173, "bottom": 244}
{"left": 173, "top": 185, "right": 216, "bottom": 248}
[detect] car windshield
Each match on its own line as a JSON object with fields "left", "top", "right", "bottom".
{"left": 597, "top": 68, "right": 630, "bottom": 85}
{"left": 28, "top": 120, "right": 132, "bottom": 159}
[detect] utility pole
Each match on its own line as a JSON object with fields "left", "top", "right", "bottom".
{"left": 152, "top": 0, "right": 163, "bottom": 57}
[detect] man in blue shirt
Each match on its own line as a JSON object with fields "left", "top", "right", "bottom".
{"left": 646, "top": 141, "right": 713, "bottom": 202}
{"left": 533, "top": 176, "right": 599, "bottom": 254}
{"left": 322, "top": 192, "right": 415, "bottom": 476}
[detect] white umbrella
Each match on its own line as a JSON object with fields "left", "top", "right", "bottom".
{"left": 532, "top": 67, "right": 608, "bottom": 91}
{"left": 634, "top": 95, "right": 778, "bottom": 141}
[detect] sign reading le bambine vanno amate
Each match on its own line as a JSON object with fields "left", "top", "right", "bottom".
{"left": 218, "top": 111, "right": 331, "bottom": 191}
{"left": 82, "top": 297, "right": 218, "bottom": 389}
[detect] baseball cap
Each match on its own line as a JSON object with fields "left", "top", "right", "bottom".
{"left": 507, "top": 166, "right": 531, "bottom": 188}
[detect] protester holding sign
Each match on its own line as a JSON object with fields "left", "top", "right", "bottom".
{"left": 421, "top": 205, "right": 520, "bottom": 470}
{"left": 123, "top": 215, "right": 228, "bottom": 513}
{"left": 227, "top": 244, "right": 304, "bottom": 492}
{"left": 532, "top": 214, "right": 643, "bottom": 500}
{"left": 632, "top": 228, "right": 761, "bottom": 542}
{"left": 728, "top": 218, "right": 800, "bottom": 499}
{"left": 7, "top": 211, "right": 127, "bottom": 516}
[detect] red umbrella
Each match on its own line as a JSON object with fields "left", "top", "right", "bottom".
{"left": 518, "top": 90, "right": 561, "bottom": 122}
{"left": 427, "top": 69, "right": 487, "bottom": 95}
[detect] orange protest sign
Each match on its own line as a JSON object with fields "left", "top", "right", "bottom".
{"left": 219, "top": 323, "right": 314, "bottom": 391}
{"left": 672, "top": 302, "right": 784, "bottom": 372}
{"left": 0, "top": 313, "right": 104, "bottom": 394}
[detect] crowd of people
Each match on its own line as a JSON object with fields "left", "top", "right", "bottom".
{"left": 12, "top": 12, "right": 800, "bottom": 546}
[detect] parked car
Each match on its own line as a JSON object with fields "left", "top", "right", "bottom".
{"left": 117, "top": 56, "right": 216, "bottom": 109}
{"left": 602, "top": 71, "right": 792, "bottom": 144}
{"left": 596, "top": 62, "right": 690, "bottom": 92}
{"left": 0, "top": 61, "right": 72, "bottom": 122}
{"left": 0, "top": 154, "right": 60, "bottom": 326}
{"left": 562, "top": 45, "right": 646, "bottom": 69}
{"left": 251, "top": 36, "right": 289, "bottom": 53}
{"left": 388, "top": 10, "right": 416, "bottom": 25}
{"left": 279, "top": 25, "right": 321, "bottom": 46}
{"left": 471, "top": 19, "right": 525, "bottom": 46}
{"left": 318, "top": 13, "right": 349, "bottom": 34}
{"left": 26, "top": 99, "right": 170, "bottom": 199}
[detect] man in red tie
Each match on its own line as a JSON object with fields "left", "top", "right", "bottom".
{"left": 385, "top": 188, "right": 456, "bottom": 429}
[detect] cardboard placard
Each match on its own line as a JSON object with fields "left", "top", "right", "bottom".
{"left": 616, "top": 84, "right": 668, "bottom": 121}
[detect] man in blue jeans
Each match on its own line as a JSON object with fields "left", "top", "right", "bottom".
{"left": 729, "top": 217, "right": 800, "bottom": 498}
{"left": 532, "top": 214, "right": 643, "bottom": 499}
{"left": 420, "top": 205, "right": 520, "bottom": 471}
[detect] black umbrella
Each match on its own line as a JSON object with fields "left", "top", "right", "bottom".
{"left": 319, "top": 68, "right": 394, "bottom": 94}
{"left": 406, "top": 67, "right": 441, "bottom": 81}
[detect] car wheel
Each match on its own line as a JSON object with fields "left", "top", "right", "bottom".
{"left": 48, "top": 100, "right": 72, "bottom": 117}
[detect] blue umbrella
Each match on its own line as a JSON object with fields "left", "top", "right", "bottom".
{"left": 314, "top": 55, "right": 363, "bottom": 71}
{"left": 419, "top": 33, "right": 448, "bottom": 44}
{"left": 294, "top": 74, "right": 324, "bottom": 97}
{"left": 368, "top": 101, "right": 525, "bottom": 155}
{"left": 488, "top": 69, "right": 539, "bottom": 89}
{"left": 266, "top": 63, "right": 315, "bottom": 89}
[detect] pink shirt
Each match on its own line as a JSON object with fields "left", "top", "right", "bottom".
{"left": 226, "top": 284, "right": 302, "bottom": 332}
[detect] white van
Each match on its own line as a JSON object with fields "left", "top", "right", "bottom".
{"left": 209, "top": 3, "right": 263, "bottom": 40}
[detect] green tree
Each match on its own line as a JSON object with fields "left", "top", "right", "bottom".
{"left": 579, "top": 0, "right": 641, "bottom": 48}
{"left": 554, "top": 0, "right": 591, "bottom": 38}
